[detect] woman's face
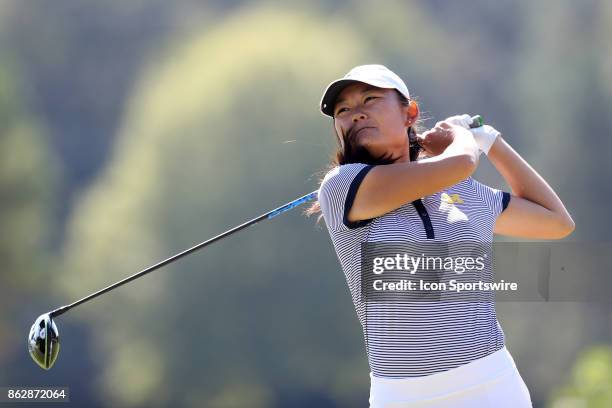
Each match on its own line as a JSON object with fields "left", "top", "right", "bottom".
{"left": 333, "top": 82, "right": 416, "bottom": 163}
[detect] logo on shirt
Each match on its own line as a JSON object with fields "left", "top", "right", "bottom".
{"left": 441, "top": 192, "right": 464, "bottom": 205}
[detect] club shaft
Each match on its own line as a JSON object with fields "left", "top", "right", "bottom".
{"left": 48, "top": 114, "right": 485, "bottom": 319}
{"left": 49, "top": 191, "right": 319, "bottom": 318}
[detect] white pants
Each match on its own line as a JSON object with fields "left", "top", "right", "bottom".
{"left": 369, "top": 346, "right": 533, "bottom": 408}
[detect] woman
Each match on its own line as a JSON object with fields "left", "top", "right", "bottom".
{"left": 307, "top": 64, "right": 575, "bottom": 407}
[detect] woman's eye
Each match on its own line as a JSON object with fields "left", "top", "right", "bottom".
{"left": 336, "top": 107, "right": 348, "bottom": 115}
{"left": 335, "top": 97, "right": 376, "bottom": 115}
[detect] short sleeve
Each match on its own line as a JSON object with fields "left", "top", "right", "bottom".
{"left": 469, "top": 177, "right": 511, "bottom": 218}
{"left": 317, "top": 163, "right": 376, "bottom": 232}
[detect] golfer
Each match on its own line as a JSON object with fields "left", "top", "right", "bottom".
{"left": 309, "top": 64, "right": 574, "bottom": 407}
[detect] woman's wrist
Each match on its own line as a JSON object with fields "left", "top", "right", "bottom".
{"left": 471, "top": 125, "right": 500, "bottom": 155}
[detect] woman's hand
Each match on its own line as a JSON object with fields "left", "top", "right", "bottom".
{"left": 443, "top": 114, "right": 501, "bottom": 156}
{"left": 417, "top": 121, "right": 478, "bottom": 158}
{"left": 417, "top": 122, "right": 454, "bottom": 157}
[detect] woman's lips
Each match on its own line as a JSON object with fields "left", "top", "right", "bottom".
{"left": 353, "top": 126, "right": 375, "bottom": 138}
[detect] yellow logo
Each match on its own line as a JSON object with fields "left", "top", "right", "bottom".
{"left": 441, "top": 192, "right": 464, "bottom": 204}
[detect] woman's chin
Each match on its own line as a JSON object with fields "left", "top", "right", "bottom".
{"left": 356, "top": 135, "right": 376, "bottom": 148}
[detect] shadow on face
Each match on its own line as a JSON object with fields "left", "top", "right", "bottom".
{"left": 332, "top": 83, "right": 419, "bottom": 165}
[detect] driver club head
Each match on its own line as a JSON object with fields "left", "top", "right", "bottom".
{"left": 28, "top": 313, "right": 60, "bottom": 370}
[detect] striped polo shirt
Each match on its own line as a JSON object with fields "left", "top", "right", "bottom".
{"left": 317, "top": 162, "right": 512, "bottom": 378}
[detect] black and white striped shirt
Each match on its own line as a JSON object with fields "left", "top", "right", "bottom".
{"left": 318, "top": 162, "right": 511, "bottom": 378}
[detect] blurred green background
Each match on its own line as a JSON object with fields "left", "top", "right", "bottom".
{"left": 1, "top": 0, "right": 611, "bottom": 407}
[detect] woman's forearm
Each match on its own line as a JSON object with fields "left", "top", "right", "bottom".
{"left": 487, "top": 136, "right": 574, "bottom": 226}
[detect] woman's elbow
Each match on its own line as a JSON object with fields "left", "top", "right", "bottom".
{"left": 562, "top": 217, "right": 576, "bottom": 237}
{"left": 551, "top": 216, "right": 575, "bottom": 239}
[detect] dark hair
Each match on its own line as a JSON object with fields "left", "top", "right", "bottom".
{"left": 305, "top": 90, "right": 425, "bottom": 223}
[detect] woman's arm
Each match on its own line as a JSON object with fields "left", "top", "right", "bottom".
{"left": 348, "top": 124, "right": 479, "bottom": 222}
{"left": 487, "top": 136, "right": 575, "bottom": 239}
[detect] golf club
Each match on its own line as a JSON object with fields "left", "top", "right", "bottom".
{"left": 28, "top": 115, "right": 484, "bottom": 370}
{"left": 28, "top": 190, "right": 317, "bottom": 369}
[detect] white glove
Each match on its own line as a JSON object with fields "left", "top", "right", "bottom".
{"left": 471, "top": 125, "right": 500, "bottom": 155}
{"left": 443, "top": 114, "right": 473, "bottom": 129}
{"left": 443, "top": 114, "right": 500, "bottom": 156}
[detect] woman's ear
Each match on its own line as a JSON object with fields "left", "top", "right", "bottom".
{"left": 405, "top": 100, "right": 419, "bottom": 125}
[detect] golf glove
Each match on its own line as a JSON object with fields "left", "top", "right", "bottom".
{"left": 443, "top": 114, "right": 501, "bottom": 156}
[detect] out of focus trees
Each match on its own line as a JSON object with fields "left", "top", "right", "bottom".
{"left": 0, "top": 51, "right": 59, "bottom": 377}
{"left": 58, "top": 5, "right": 370, "bottom": 407}
{"left": 2, "top": 0, "right": 183, "bottom": 236}
{"left": 0, "top": 0, "right": 611, "bottom": 407}
{"left": 513, "top": 0, "right": 612, "bottom": 240}
{"left": 547, "top": 345, "right": 612, "bottom": 407}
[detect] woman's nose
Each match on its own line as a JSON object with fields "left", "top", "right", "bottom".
{"left": 352, "top": 110, "right": 367, "bottom": 122}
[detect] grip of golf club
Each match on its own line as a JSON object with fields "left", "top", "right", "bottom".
{"left": 469, "top": 115, "right": 484, "bottom": 128}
